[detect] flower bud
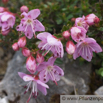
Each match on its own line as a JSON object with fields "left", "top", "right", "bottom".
{"left": 85, "top": 13, "right": 100, "bottom": 25}
{"left": 20, "top": 5, "right": 29, "bottom": 13}
{"left": 18, "top": 36, "right": 26, "bottom": 48}
{"left": 1, "top": 29, "right": 10, "bottom": 36}
{"left": 2, "top": 0, "right": 8, "bottom": 4}
{"left": 26, "top": 55, "right": 36, "bottom": 74}
{"left": 22, "top": 47, "right": 31, "bottom": 57}
{"left": 36, "top": 53, "right": 44, "bottom": 63}
{"left": 70, "top": 26, "right": 87, "bottom": 42}
{"left": 62, "top": 30, "right": 70, "bottom": 39}
{"left": 66, "top": 41, "right": 75, "bottom": 55}
{"left": 0, "top": 7, "right": 7, "bottom": 13}
{"left": 12, "top": 42, "right": 19, "bottom": 51}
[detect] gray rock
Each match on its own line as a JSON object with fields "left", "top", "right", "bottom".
{"left": 94, "top": 86, "right": 103, "bottom": 95}
{"left": 0, "top": 51, "right": 92, "bottom": 103}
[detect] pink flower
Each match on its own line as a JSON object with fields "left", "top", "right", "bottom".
{"left": 26, "top": 55, "right": 36, "bottom": 74}
{"left": 62, "top": 30, "right": 70, "bottom": 39}
{"left": 12, "top": 42, "right": 19, "bottom": 51}
{"left": 1, "top": 28, "right": 10, "bottom": 36}
{"left": 74, "top": 16, "right": 89, "bottom": 30}
{"left": 22, "top": 47, "right": 31, "bottom": 57}
{"left": 73, "top": 38, "right": 102, "bottom": 61}
{"left": 18, "top": 36, "right": 26, "bottom": 48}
{"left": 36, "top": 53, "right": 44, "bottom": 64}
{"left": 16, "top": 9, "right": 45, "bottom": 39}
{"left": 85, "top": 13, "right": 100, "bottom": 25}
{"left": 66, "top": 41, "right": 75, "bottom": 55}
{"left": 70, "top": 26, "right": 87, "bottom": 42}
{"left": 20, "top": 5, "right": 29, "bottom": 13}
{"left": 37, "top": 57, "right": 64, "bottom": 84}
{"left": 18, "top": 72, "right": 49, "bottom": 102}
{"left": 0, "top": 12, "right": 15, "bottom": 32}
{"left": 37, "top": 32, "right": 64, "bottom": 58}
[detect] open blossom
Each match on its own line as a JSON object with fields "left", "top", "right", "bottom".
{"left": 74, "top": 16, "right": 89, "bottom": 30}
{"left": 66, "top": 41, "right": 75, "bottom": 55}
{"left": 85, "top": 13, "right": 100, "bottom": 25}
{"left": 37, "top": 57, "right": 64, "bottom": 84}
{"left": 18, "top": 36, "right": 26, "bottom": 48}
{"left": 16, "top": 9, "right": 45, "bottom": 39}
{"left": 70, "top": 26, "right": 87, "bottom": 42}
{"left": 73, "top": 38, "right": 102, "bottom": 61}
{"left": 37, "top": 32, "right": 64, "bottom": 58}
{"left": 18, "top": 72, "right": 49, "bottom": 103}
{"left": 26, "top": 55, "right": 36, "bottom": 74}
{"left": 0, "top": 12, "right": 15, "bottom": 32}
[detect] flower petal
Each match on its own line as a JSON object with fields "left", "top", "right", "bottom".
{"left": 28, "top": 9, "right": 40, "bottom": 19}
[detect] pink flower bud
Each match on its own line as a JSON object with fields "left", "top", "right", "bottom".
{"left": 12, "top": 42, "right": 19, "bottom": 51}
{"left": 66, "top": 41, "right": 75, "bottom": 55}
{"left": 71, "top": 18, "right": 76, "bottom": 22}
{"left": 18, "top": 36, "right": 26, "bottom": 48}
{"left": 26, "top": 55, "right": 36, "bottom": 74}
{"left": 22, "top": 47, "right": 31, "bottom": 57}
{"left": 1, "top": 29, "right": 10, "bottom": 36}
{"left": 62, "top": 30, "right": 70, "bottom": 39}
{"left": 2, "top": 0, "right": 8, "bottom": 4}
{"left": 20, "top": 5, "right": 29, "bottom": 13}
{"left": 0, "top": 7, "right": 8, "bottom": 13}
{"left": 36, "top": 53, "right": 44, "bottom": 63}
{"left": 85, "top": 13, "right": 100, "bottom": 25}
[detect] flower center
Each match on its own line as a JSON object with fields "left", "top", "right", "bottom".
{"left": 27, "top": 19, "right": 32, "bottom": 24}
{"left": 47, "top": 66, "right": 53, "bottom": 72}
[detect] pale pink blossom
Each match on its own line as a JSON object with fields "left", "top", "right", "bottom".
{"left": 37, "top": 32, "right": 64, "bottom": 58}
{"left": 73, "top": 38, "right": 102, "bottom": 61}
{"left": 85, "top": 13, "right": 100, "bottom": 25}
{"left": 26, "top": 55, "right": 36, "bottom": 74}
{"left": 36, "top": 53, "right": 44, "bottom": 64}
{"left": 18, "top": 36, "right": 26, "bottom": 48}
{"left": 75, "top": 16, "right": 89, "bottom": 30}
{"left": 18, "top": 72, "right": 49, "bottom": 102}
{"left": 37, "top": 57, "right": 64, "bottom": 84}
{"left": 1, "top": 28, "right": 10, "bottom": 36}
{"left": 66, "top": 41, "right": 75, "bottom": 55}
{"left": 16, "top": 9, "right": 45, "bottom": 39}
{"left": 20, "top": 5, "right": 29, "bottom": 13}
{"left": 62, "top": 30, "right": 70, "bottom": 39}
{"left": 70, "top": 26, "right": 87, "bottom": 42}
{"left": 22, "top": 47, "right": 31, "bottom": 57}
{"left": 12, "top": 42, "right": 19, "bottom": 51}
{"left": 0, "top": 12, "right": 15, "bottom": 32}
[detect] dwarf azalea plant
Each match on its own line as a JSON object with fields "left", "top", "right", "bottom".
{"left": 0, "top": 0, "right": 103, "bottom": 103}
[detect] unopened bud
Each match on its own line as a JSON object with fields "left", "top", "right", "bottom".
{"left": 12, "top": 42, "right": 19, "bottom": 51}
{"left": 36, "top": 53, "right": 44, "bottom": 63}
{"left": 2, "top": 0, "right": 8, "bottom": 4}
{"left": 18, "top": 36, "right": 26, "bottom": 48}
{"left": 22, "top": 47, "right": 31, "bottom": 57}
{"left": 66, "top": 41, "right": 75, "bottom": 55}
{"left": 62, "top": 30, "right": 70, "bottom": 39}
{"left": 26, "top": 55, "right": 36, "bottom": 74}
{"left": 20, "top": 5, "right": 29, "bottom": 13}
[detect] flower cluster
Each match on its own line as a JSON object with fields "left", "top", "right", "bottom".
{"left": 64, "top": 14, "right": 102, "bottom": 61}
{"left": 11, "top": 8, "right": 64, "bottom": 102}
